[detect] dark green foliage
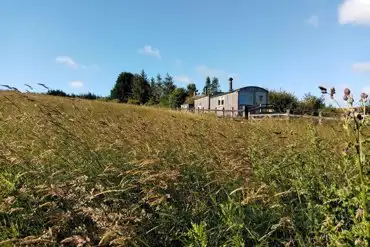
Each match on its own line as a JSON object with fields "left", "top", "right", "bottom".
{"left": 47, "top": 90, "right": 100, "bottom": 100}
{"left": 72, "top": 92, "right": 100, "bottom": 100}
{"left": 131, "top": 70, "right": 151, "bottom": 104}
{"left": 169, "top": 88, "right": 188, "bottom": 108}
{"left": 268, "top": 89, "right": 299, "bottom": 113}
{"left": 47, "top": 89, "right": 68, "bottom": 97}
{"left": 295, "top": 93, "right": 325, "bottom": 115}
{"left": 147, "top": 76, "right": 163, "bottom": 105}
{"left": 202, "top": 77, "right": 211, "bottom": 96}
{"left": 187, "top": 83, "right": 197, "bottom": 97}
{"left": 162, "top": 73, "right": 176, "bottom": 96}
{"left": 210, "top": 77, "right": 220, "bottom": 95}
{"left": 110, "top": 72, "right": 134, "bottom": 102}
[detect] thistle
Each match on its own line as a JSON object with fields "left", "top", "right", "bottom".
{"left": 319, "top": 86, "right": 370, "bottom": 244}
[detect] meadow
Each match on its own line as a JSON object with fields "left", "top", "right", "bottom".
{"left": 0, "top": 91, "right": 368, "bottom": 246}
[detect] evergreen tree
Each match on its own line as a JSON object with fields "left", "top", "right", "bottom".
{"left": 169, "top": 88, "right": 188, "bottom": 108}
{"left": 163, "top": 73, "right": 176, "bottom": 96}
{"left": 131, "top": 70, "right": 150, "bottom": 104}
{"left": 148, "top": 77, "right": 162, "bottom": 105}
{"left": 202, "top": 76, "right": 211, "bottom": 95}
{"left": 156, "top": 73, "right": 164, "bottom": 98}
{"left": 187, "top": 83, "right": 197, "bottom": 97}
{"left": 210, "top": 77, "right": 220, "bottom": 95}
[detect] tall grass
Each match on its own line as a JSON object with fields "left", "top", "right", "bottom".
{"left": 0, "top": 90, "right": 368, "bottom": 246}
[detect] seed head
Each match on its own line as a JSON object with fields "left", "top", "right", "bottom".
{"left": 330, "top": 87, "right": 336, "bottom": 98}
{"left": 360, "top": 92, "right": 368, "bottom": 102}
{"left": 318, "top": 86, "right": 327, "bottom": 94}
{"left": 343, "top": 95, "right": 348, "bottom": 101}
{"left": 344, "top": 88, "right": 351, "bottom": 96}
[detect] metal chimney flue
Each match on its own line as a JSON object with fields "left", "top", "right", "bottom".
{"left": 229, "top": 77, "right": 233, "bottom": 92}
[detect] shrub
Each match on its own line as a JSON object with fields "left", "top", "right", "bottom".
{"left": 47, "top": 89, "right": 68, "bottom": 97}
{"left": 127, "top": 99, "right": 140, "bottom": 105}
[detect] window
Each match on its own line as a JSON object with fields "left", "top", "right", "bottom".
{"left": 218, "top": 97, "right": 224, "bottom": 106}
{"left": 259, "top": 95, "right": 263, "bottom": 102}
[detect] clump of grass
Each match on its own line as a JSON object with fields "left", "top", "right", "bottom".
{"left": 0, "top": 89, "right": 367, "bottom": 246}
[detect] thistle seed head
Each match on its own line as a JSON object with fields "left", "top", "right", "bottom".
{"left": 329, "top": 87, "right": 336, "bottom": 98}
{"left": 319, "top": 86, "right": 327, "bottom": 94}
{"left": 360, "top": 92, "right": 368, "bottom": 102}
{"left": 344, "top": 88, "right": 351, "bottom": 96}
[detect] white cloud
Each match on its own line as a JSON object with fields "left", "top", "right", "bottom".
{"left": 69, "top": 80, "right": 84, "bottom": 88}
{"left": 338, "top": 0, "right": 370, "bottom": 25}
{"left": 306, "top": 15, "right": 319, "bottom": 27}
{"left": 196, "top": 65, "right": 225, "bottom": 78}
{"left": 138, "top": 45, "right": 161, "bottom": 59}
{"left": 174, "top": 75, "right": 194, "bottom": 85}
{"left": 56, "top": 56, "right": 78, "bottom": 69}
{"left": 352, "top": 62, "right": 370, "bottom": 72}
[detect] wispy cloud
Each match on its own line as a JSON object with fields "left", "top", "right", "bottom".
{"left": 69, "top": 80, "right": 84, "bottom": 88}
{"left": 138, "top": 45, "right": 161, "bottom": 59}
{"left": 338, "top": 0, "right": 370, "bottom": 25}
{"left": 173, "top": 75, "right": 194, "bottom": 86}
{"left": 195, "top": 65, "right": 225, "bottom": 78}
{"left": 56, "top": 56, "right": 100, "bottom": 71}
{"left": 352, "top": 62, "right": 370, "bottom": 72}
{"left": 56, "top": 56, "right": 78, "bottom": 69}
{"left": 306, "top": 15, "right": 319, "bottom": 27}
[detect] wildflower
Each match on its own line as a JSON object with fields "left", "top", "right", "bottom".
{"left": 360, "top": 92, "right": 368, "bottom": 102}
{"left": 344, "top": 88, "right": 351, "bottom": 96}
{"left": 329, "top": 87, "right": 336, "bottom": 98}
{"left": 318, "top": 86, "right": 327, "bottom": 94}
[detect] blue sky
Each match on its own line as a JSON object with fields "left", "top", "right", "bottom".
{"left": 1, "top": 0, "right": 370, "bottom": 102}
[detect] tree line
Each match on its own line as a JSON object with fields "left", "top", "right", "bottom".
{"left": 110, "top": 70, "right": 198, "bottom": 108}
{"left": 47, "top": 90, "right": 101, "bottom": 100}
{"left": 44, "top": 68, "right": 330, "bottom": 114}
{"left": 268, "top": 90, "right": 325, "bottom": 115}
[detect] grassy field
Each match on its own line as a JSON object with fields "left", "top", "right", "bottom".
{"left": 0, "top": 91, "right": 368, "bottom": 246}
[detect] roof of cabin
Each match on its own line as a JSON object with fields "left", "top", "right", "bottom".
{"left": 194, "top": 86, "right": 268, "bottom": 100}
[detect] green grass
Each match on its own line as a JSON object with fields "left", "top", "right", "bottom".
{"left": 0, "top": 91, "right": 368, "bottom": 246}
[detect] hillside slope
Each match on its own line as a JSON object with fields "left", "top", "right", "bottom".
{"left": 0, "top": 91, "right": 362, "bottom": 246}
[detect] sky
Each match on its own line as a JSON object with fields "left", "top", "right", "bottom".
{"left": 1, "top": 0, "right": 370, "bottom": 102}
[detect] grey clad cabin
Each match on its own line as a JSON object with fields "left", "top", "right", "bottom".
{"left": 193, "top": 78, "right": 268, "bottom": 116}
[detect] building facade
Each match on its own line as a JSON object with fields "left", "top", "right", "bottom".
{"left": 194, "top": 83, "right": 268, "bottom": 116}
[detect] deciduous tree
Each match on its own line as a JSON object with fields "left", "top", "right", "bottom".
{"left": 110, "top": 72, "right": 134, "bottom": 102}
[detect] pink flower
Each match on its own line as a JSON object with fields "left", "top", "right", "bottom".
{"left": 361, "top": 92, "right": 368, "bottom": 101}
{"left": 344, "top": 88, "right": 351, "bottom": 96}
